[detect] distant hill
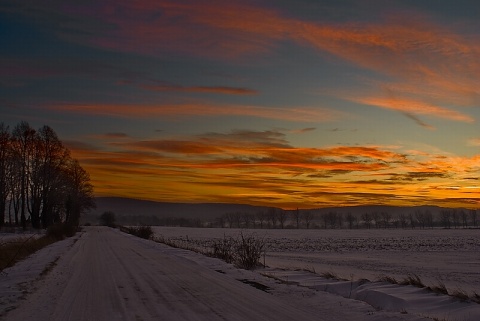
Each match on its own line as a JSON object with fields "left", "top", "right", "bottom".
{"left": 87, "top": 197, "right": 278, "bottom": 221}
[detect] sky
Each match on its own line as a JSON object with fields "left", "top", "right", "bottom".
{"left": 1, "top": 0, "right": 479, "bottom": 209}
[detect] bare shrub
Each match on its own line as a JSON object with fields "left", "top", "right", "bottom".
{"left": 210, "top": 233, "right": 265, "bottom": 270}
{"left": 47, "top": 223, "right": 78, "bottom": 240}
{"left": 235, "top": 232, "right": 265, "bottom": 269}
{"left": 123, "top": 226, "right": 153, "bottom": 240}
{"left": 212, "top": 235, "right": 236, "bottom": 264}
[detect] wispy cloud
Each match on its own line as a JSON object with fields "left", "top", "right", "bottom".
{"left": 47, "top": 102, "right": 342, "bottom": 123}
{"left": 139, "top": 84, "right": 258, "bottom": 95}
{"left": 290, "top": 127, "right": 316, "bottom": 134}
{"left": 90, "top": 133, "right": 131, "bottom": 140}
{"left": 468, "top": 138, "right": 480, "bottom": 146}
{"left": 351, "top": 96, "right": 474, "bottom": 123}
{"left": 401, "top": 113, "right": 435, "bottom": 130}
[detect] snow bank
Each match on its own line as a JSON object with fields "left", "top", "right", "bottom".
{"left": 0, "top": 232, "right": 81, "bottom": 318}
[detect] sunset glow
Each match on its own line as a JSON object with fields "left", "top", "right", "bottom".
{"left": 1, "top": 0, "right": 479, "bottom": 209}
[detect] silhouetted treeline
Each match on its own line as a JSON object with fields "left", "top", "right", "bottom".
{"left": 0, "top": 121, "right": 95, "bottom": 229}
{"left": 85, "top": 207, "right": 479, "bottom": 230}
{"left": 208, "top": 208, "right": 479, "bottom": 230}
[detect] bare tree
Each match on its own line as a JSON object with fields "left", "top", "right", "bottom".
{"left": 327, "top": 212, "right": 338, "bottom": 229}
{"left": 0, "top": 123, "right": 10, "bottom": 227}
{"left": 233, "top": 212, "right": 242, "bottom": 228}
{"left": 408, "top": 213, "right": 416, "bottom": 229}
{"left": 63, "top": 159, "right": 95, "bottom": 226}
{"left": 415, "top": 210, "right": 426, "bottom": 229}
{"left": 12, "top": 121, "right": 37, "bottom": 230}
{"left": 292, "top": 208, "right": 301, "bottom": 229}
{"left": 372, "top": 212, "right": 380, "bottom": 229}
{"left": 0, "top": 122, "right": 95, "bottom": 229}
{"left": 362, "top": 212, "right": 372, "bottom": 229}
{"left": 268, "top": 208, "right": 277, "bottom": 228}
{"left": 7, "top": 154, "right": 21, "bottom": 226}
{"left": 460, "top": 210, "right": 468, "bottom": 228}
{"left": 470, "top": 210, "right": 478, "bottom": 228}
{"left": 452, "top": 210, "right": 459, "bottom": 229}
{"left": 392, "top": 217, "right": 399, "bottom": 229}
{"left": 337, "top": 213, "right": 343, "bottom": 229}
{"left": 322, "top": 212, "right": 328, "bottom": 229}
{"left": 346, "top": 212, "right": 356, "bottom": 229}
{"left": 215, "top": 215, "right": 226, "bottom": 228}
{"left": 440, "top": 210, "right": 451, "bottom": 229}
{"left": 425, "top": 210, "right": 434, "bottom": 229}
{"left": 398, "top": 213, "right": 408, "bottom": 229}
{"left": 38, "top": 126, "right": 70, "bottom": 228}
{"left": 225, "top": 213, "right": 234, "bottom": 228}
{"left": 381, "top": 212, "right": 391, "bottom": 229}
{"left": 277, "top": 210, "right": 287, "bottom": 229}
{"left": 100, "top": 211, "right": 116, "bottom": 227}
{"left": 242, "top": 212, "right": 252, "bottom": 229}
{"left": 302, "top": 211, "right": 313, "bottom": 229}
{"left": 256, "top": 211, "right": 266, "bottom": 229}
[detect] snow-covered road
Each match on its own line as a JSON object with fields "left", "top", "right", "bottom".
{"left": 4, "top": 227, "right": 326, "bottom": 321}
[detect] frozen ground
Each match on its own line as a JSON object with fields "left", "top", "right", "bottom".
{"left": 154, "top": 226, "right": 480, "bottom": 321}
{"left": 153, "top": 227, "right": 480, "bottom": 293}
{"left": 1, "top": 226, "right": 479, "bottom": 321}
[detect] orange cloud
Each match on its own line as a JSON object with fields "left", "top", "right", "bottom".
{"left": 61, "top": 129, "right": 470, "bottom": 208}
{"left": 66, "top": 128, "right": 480, "bottom": 209}
{"left": 351, "top": 96, "right": 474, "bottom": 123}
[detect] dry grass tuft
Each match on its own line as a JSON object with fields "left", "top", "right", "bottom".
{"left": 320, "top": 271, "right": 339, "bottom": 280}
{"left": 451, "top": 289, "right": 470, "bottom": 302}
{"left": 400, "top": 274, "right": 425, "bottom": 288}
{"left": 429, "top": 282, "right": 449, "bottom": 295}
{"left": 0, "top": 236, "right": 56, "bottom": 272}
{"left": 378, "top": 275, "right": 398, "bottom": 284}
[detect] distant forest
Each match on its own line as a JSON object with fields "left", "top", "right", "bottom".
{"left": 210, "top": 208, "right": 479, "bottom": 230}
{"left": 86, "top": 207, "right": 479, "bottom": 230}
{"left": 0, "top": 121, "right": 94, "bottom": 230}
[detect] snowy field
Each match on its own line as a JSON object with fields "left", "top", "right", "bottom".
{"left": 153, "top": 227, "right": 480, "bottom": 296}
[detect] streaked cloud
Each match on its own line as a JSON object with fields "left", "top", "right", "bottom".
{"left": 468, "top": 138, "right": 480, "bottom": 147}
{"left": 350, "top": 96, "right": 474, "bottom": 123}
{"left": 139, "top": 84, "right": 258, "bottom": 95}
{"left": 47, "top": 102, "right": 342, "bottom": 123}
{"left": 291, "top": 127, "right": 316, "bottom": 134}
